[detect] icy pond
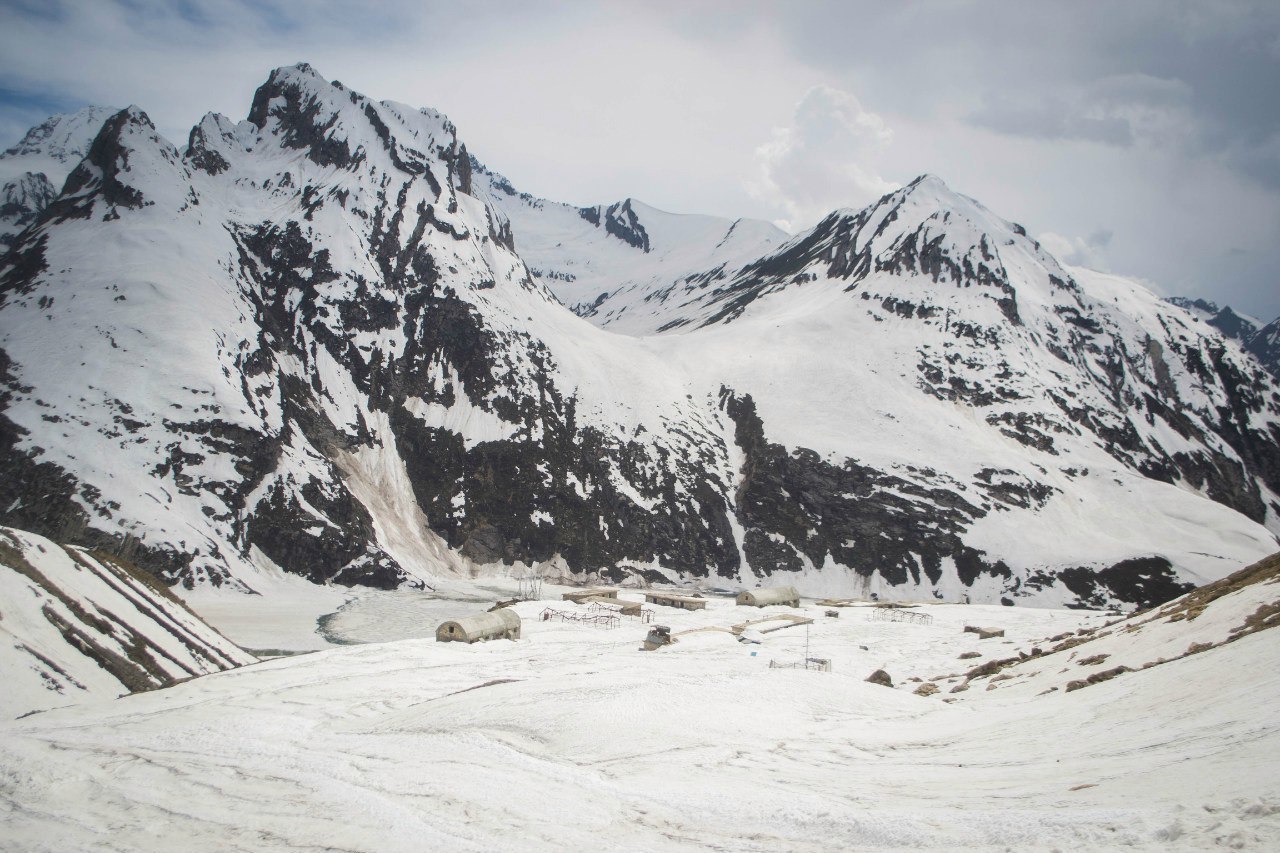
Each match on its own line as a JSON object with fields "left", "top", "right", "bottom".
{"left": 315, "top": 586, "right": 516, "bottom": 645}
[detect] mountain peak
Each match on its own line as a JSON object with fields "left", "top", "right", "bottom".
{"left": 2, "top": 105, "right": 117, "bottom": 164}
{"left": 265, "top": 62, "right": 327, "bottom": 86}
{"left": 116, "top": 105, "right": 155, "bottom": 130}
{"left": 906, "top": 172, "right": 949, "bottom": 191}
{"left": 577, "top": 198, "right": 652, "bottom": 252}
{"left": 45, "top": 104, "right": 189, "bottom": 222}
{"left": 1, "top": 106, "right": 119, "bottom": 248}
{"left": 246, "top": 63, "right": 357, "bottom": 169}
{"left": 249, "top": 63, "right": 339, "bottom": 127}
{"left": 242, "top": 63, "right": 465, "bottom": 182}
{"left": 890, "top": 172, "right": 981, "bottom": 215}
{"left": 822, "top": 174, "right": 976, "bottom": 235}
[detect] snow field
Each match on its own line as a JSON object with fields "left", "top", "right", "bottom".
{"left": 3, "top": 583, "right": 1277, "bottom": 851}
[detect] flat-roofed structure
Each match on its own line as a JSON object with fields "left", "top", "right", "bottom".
{"left": 436, "top": 608, "right": 522, "bottom": 643}
{"left": 562, "top": 588, "right": 619, "bottom": 603}
{"left": 643, "top": 591, "right": 708, "bottom": 611}
{"left": 735, "top": 585, "right": 800, "bottom": 608}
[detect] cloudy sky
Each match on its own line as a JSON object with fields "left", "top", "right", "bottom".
{"left": 2, "top": 0, "right": 1278, "bottom": 319}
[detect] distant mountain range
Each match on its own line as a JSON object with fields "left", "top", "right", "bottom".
{"left": 1, "top": 64, "right": 1277, "bottom": 609}
{"left": 1165, "top": 296, "right": 1280, "bottom": 378}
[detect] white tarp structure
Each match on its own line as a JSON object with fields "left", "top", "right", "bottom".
{"left": 436, "top": 608, "right": 521, "bottom": 643}
{"left": 736, "top": 586, "right": 801, "bottom": 607}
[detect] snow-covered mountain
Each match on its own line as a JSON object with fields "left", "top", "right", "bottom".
{"left": 0, "top": 524, "right": 253, "bottom": 718}
{"left": 1166, "top": 296, "right": 1260, "bottom": 341}
{"left": 0, "top": 106, "right": 116, "bottom": 251}
{"left": 471, "top": 161, "right": 788, "bottom": 329}
{"left": 0, "top": 64, "right": 1277, "bottom": 610}
{"left": 1249, "top": 317, "right": 1280, "bottom": 377}
{"left": 1166, "top": 296, "right": 1280, "bottom": 378}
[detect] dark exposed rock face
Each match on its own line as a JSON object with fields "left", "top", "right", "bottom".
{"left": 1166, "top": 297, "right": 1256, "bottom": 341}
{"left": 56, "top": 108, "right": 153, "bottom": 215}
{"left": 1057, "top": 557, "right": 1193, "bottom": 610}
{"left": 186, "top": 122, "right": 230, "bottom": 176}
{"left": 578, "top": 199, "right": 651, "bottom": 252}
{"left": 1246, "top": 318, "right": 1280, "bottom": 379}
{"left": 722, "top": 390, "right": 1013, "bottom": 590}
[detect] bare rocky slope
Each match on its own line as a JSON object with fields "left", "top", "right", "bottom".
{"left": 0, "top": 64, "right": 1277, "bottom": 608}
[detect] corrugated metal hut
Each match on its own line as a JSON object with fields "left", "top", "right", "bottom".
{"left": 436, "top": 608, "right": 522, "bottom": 643}
{"left": 735, "top": 585, "right": 800, "bottom": 608}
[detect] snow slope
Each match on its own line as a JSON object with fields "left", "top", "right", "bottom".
{"left": 0, "top": 525, "right": 254, "bottom": 719}
{"left": 472, "top": 162, "right": 788, "bottom": 329}
{"left": 908, "top": 548, "right": 1280, "bottom": 703}
{"left": 2, "top": 560, "right": 1277, "bottom": 851}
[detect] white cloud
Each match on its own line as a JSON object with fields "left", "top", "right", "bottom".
{"left": 1038, "top": 229, "right": 1114, "bottom": 270}
{"left": 748, "top": 85, "right": 899, "bottom": 231}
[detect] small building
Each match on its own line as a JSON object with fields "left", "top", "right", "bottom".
{"left": 562, "top": 588, "right": 620, "bottom": 604}
{"left": 735, "top": 586, "right": 800, "bottom": 608}
{"left": 436, "top": 608, "right": 521, "bottom": 643}
{"left": 643, "top": 591, "right": 708, "bottom": 611}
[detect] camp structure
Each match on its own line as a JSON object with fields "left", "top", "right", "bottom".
{"left": 643, "top": 591, "right": 708, "bottom": 611}
{"left": 562, "top": 588, "right": 619, "bottom": 604}
{"left": 735, "top": 585, "right": 801, "bottom": 608}
{"left": 436, "top": 608, "right": 522, "bottom": 643}
{"left": 586, "top": 596, "right": 645, "bottom": 617}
